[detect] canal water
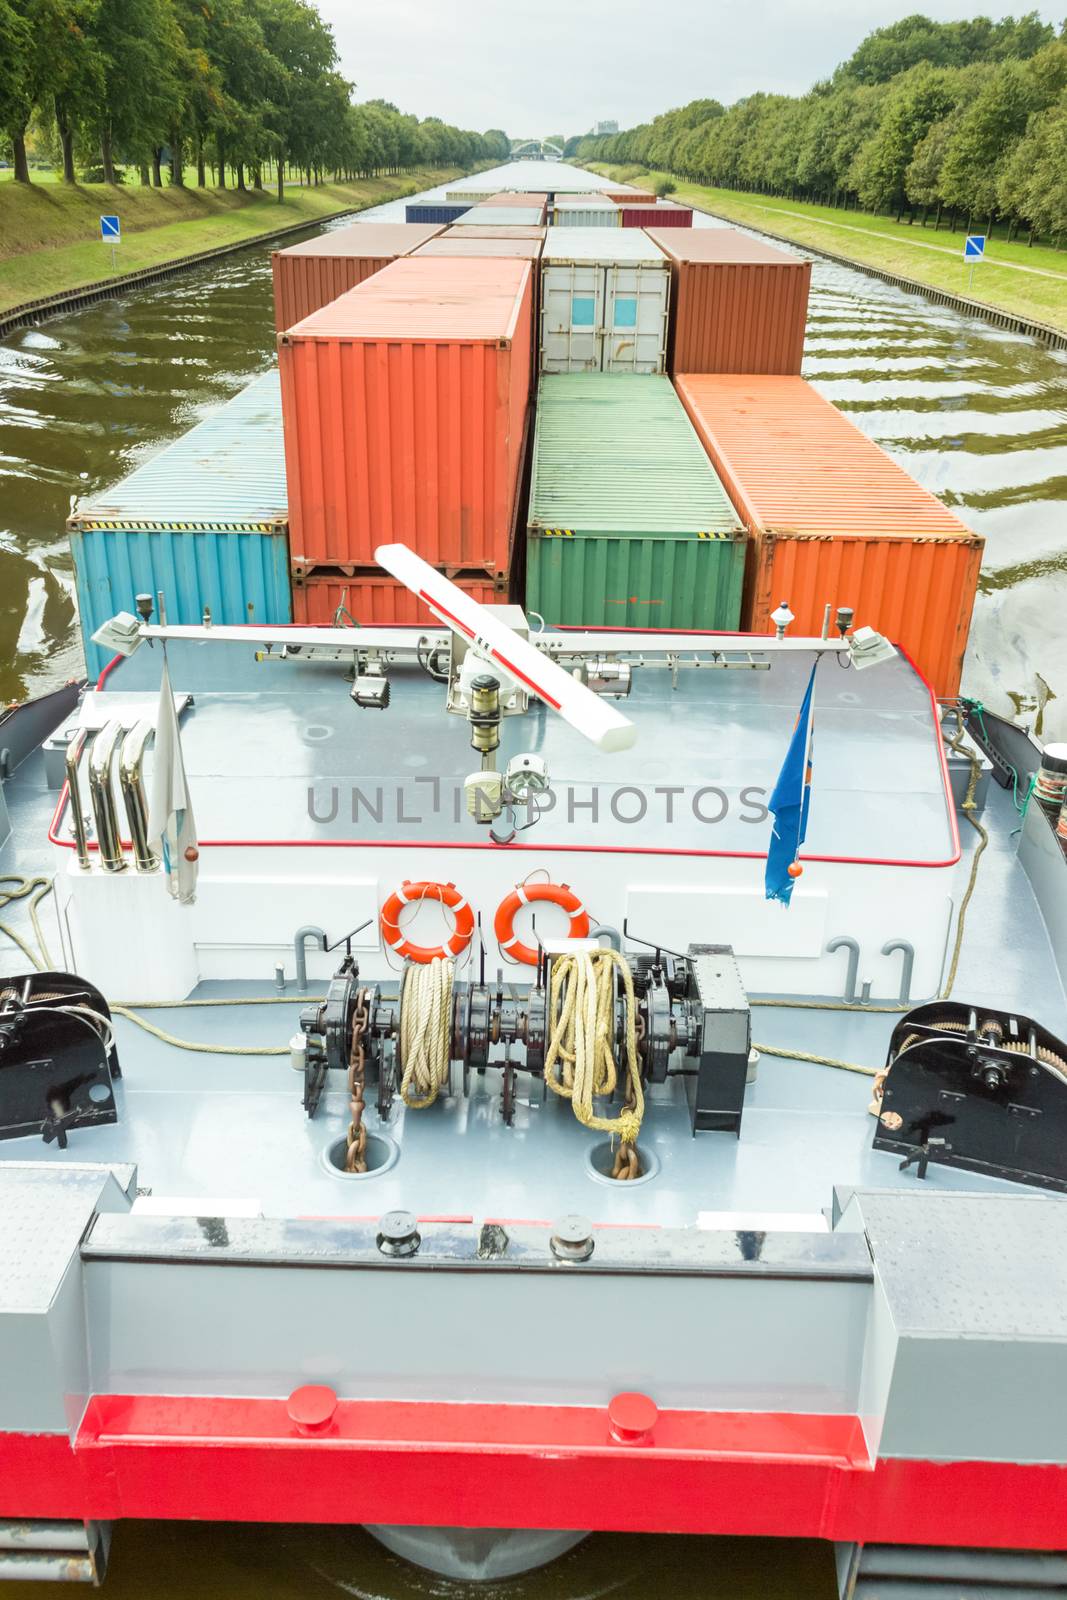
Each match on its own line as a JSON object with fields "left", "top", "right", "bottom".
{"left": 0, "top": 164, "right": 1064, "bottom": 1598}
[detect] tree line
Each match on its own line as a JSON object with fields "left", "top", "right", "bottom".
{"left": 0, "top": 0, "right": 509, "bottom": 196}
{"left": 577, "top": 13, "right": 1067, "bottom": 243}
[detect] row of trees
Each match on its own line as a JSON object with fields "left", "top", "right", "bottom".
{"left": 0, "top": 0, "right": 508, "bottom": 196}
{"left": 577, "top": 13, "right": 1067, "bottom": 242}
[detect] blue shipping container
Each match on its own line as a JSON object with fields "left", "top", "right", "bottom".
{"left": 405, "top": 203, "right": 472, "bottom": 225}
{"left": 69, "top": 369, "right": 291, "bottom": 676}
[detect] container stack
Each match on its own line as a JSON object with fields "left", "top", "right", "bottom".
{"left": 674, "top": 375, "right": 983, "bottom": 695}
{"left": 271, "top": 222, "right": 445, "bottom": 332}
{"left": 525, "top": 374, "right": 746, "bottom": 629}
{"left": 69, "top": 370, "right": 290, "bottom": 674}
{"left": 279, "top": 255, "right": 533, "bottom": 627}
{"left": 453, "top": 205, "right": 547, "bottom": 230}
{"left": 540, "top": 228, "right": 670, "bottom": 374}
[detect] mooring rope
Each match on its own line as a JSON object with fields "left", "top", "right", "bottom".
{"left": 544, "top": 948, "right": 644, "bottom": 1177}
{"left": 398, "top": 956, "right": 455, "bottom": 1108}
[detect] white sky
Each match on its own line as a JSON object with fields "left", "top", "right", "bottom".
{"left": 321, "top": 0, "right": 1065, "bottom": 138}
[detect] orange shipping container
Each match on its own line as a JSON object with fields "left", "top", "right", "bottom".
{"left": 647, "top": 228, "right": 811, "bottom": 375}
{"left": 414, "top": 236, "right": 544, "bottom": 259}
{"left": 292, "top": 569, "right": 506, "bottom": 627}
{"left": 605, "top": 189, "right": 656, "bottom": 203}
{"left": 674, "top": 375, "right": 984, "bottom": 696}
{"left": 279, "top": 256, "right": 533, "bottom": 572}
{"left": 270, "top": 222, "right": 443, "bottom": 332}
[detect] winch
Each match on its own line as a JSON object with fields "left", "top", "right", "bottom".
{"left": 873, "top": 1000, "right": 1067, "bottom": 1191}
{"left": 0, "top": 971, "right": 120, "bottom": 1147}
{"left": 300, "top": 942, "right": 752, "bottom": 1168}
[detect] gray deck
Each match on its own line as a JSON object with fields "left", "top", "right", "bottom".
{"left": 46, "top": 640, "right": 956, "bottom": 860}
{"left": 1, "top": 654, "right": 1064, "bottom": 1222}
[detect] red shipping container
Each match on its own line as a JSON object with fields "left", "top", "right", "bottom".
{"left": 279, "top": 256, "right": 533, "bottom": 572}
{"left": 292, "top": 569, "right": 507, "bottom": 626}
{"left": 270, "top": 222, "right": 443, "bottom": 332}
{"left": 674, "top": 374, "right": 983, "bottom": 696}
{"left": 648, "top": 228, "right": 811, "bottom": 375}
{"left": 620, "top": 202, "right": 693, "bottom": 228}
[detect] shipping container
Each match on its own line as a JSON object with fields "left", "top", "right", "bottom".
{"left": 69, "top": 370, "right": 290, "bottom": 675}
{"left": 540, "top": 228, "right": 669, "bottom": 374}
{"left": 444, "top": 189, "right": 499, "bottom": 203}
{"left": 648, "top": 227, "right": 811, "bottom": 375}
{"left": 674, "top": 374, "right": 983, "bottom": 695}
{"left": 415, "top": 236, "right": 544, "bottom": 259}
{"left": 551, "top": 197, "right": 620, "bottom": 229}
{"left": 604, "top": 188, "right": 656, "bottom": 203}
{"left": 292, "top": 568, "right": 507, "bottom": 627}
{"left": 279, "top": 256, "right": 533, "bottom": 572}
{"left": 453, "top": 206, "right": 545, "bottom": 229}
{"left": 526, "top": 374, "right": 745, "bottom": 629}
{"left": 405, "top": 203, "right": 472, "bottom": 225}
{"left": 479, "top": 192, "right": 549, "bottom": 218}
{"left": 620, "top": 201, "right": 693, "bottom": 228}
{"left": 442, "top": 224, "right": 546, "bottom": 240}
{"left": 271, "top": 222, "right": 444, "bottom": 332}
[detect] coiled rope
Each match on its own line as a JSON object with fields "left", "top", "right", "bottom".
{"left": 544, "top": 948, "right": 644, "bottom": 1177}
{"left": 398, "top": 956, "right": 455, "bottom": 1107}
{"left": 0, "top": 875, "right": 55, "bottom": 971}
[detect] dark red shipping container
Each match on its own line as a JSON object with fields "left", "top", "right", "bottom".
{"left": 620, "top": 201, "right": 693, "bottom": 228}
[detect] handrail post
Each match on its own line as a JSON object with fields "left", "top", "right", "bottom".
{"left": 88, "top": 720, "right": 127, "bottom": 873}
{"left": 120, "top": 720, "right": 158, "bottom": 873}
{"left": 64, "top": 727, "right": 92, "bottom": 870}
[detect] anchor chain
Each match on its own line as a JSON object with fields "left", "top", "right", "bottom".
{"left": 345, "top": 988, "right": 369, "bottom": 1173}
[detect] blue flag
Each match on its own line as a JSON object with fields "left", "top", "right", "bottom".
{"left": 765, "top": 663, "right": 817, "bottom": 906}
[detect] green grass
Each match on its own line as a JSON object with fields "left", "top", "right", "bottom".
{"left": 0, "top": 168, "right": 463, "bottom": 314}
{"left": 589, "top": 164, "right": 1067, "bottom": 332}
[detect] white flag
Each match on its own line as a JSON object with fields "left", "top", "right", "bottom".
{"left": 147, "top": 653, "right": 198, "bottom": 904}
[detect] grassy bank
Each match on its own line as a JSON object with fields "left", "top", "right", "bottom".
{"left": 590, "top": 165, "right": 1067, "bottom": 333}
{"left": 0, "top": 168, "right": 463, "bottom": 315}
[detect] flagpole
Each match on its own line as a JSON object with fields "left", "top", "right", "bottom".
{"left": 795, "top": 655, "right": 819, "bottom": 866}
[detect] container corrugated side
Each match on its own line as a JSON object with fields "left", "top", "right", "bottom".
{"left": 405, "top": 203, "right": 471, "bottom": 224}
{"left": 71, "top": 525, "right": 290, "bottom": 676}
{"left": 442, "top": 224, "right": 546, "bottom": 240}
{"left": 551, "top": 200, "right": 620, "bottom": 229}
{"left": 444, "top": 189, "right": 498, "bottom": 202}
{"left": 674, "top": 374, "right": 983, "bottom": 695}
{"left": 620, "top": 203, "right": 692, "bottom": 228}
{"left": 271, "top": 223, "right": 443, "bottom": 331}
{"left": 605, "top": 188, "right": 656, "bottom": 203}
{"left": 648, "top": 228, "right": 811, "bottom": 374}
{"left": 415, "top": 236, "right": 544, "bottom": 259}
{"left": 292, "top": 569, "right": 506, "bottom": 627}
{"left": 478, "top": 193, "right": 549, "bottom": 220}
{"left": 526, "top": 374, "right": 745, "bottom": 629}
{"left": 279, "top": 257, "right": 532, "bottom": 572}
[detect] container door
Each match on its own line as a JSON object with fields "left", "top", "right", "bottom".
{"left": 603, "top": 264, "right": 670, "bottom": 373}
{"left": 540, "top": 261, "right": 603, "bottom": 372}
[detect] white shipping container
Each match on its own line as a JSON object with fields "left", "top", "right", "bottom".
{"left": 551, "top": 197, "right": 620, "bottom": 228}
{"left": 540, "top": 228, "right": 670, "bottom": 374}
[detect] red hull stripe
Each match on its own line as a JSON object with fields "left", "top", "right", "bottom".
{"left": 2, "top": 1399, "right": 1066, "bottom": 1548}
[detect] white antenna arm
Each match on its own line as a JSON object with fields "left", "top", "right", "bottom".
{"left": 375, "top": 543, "right": 636, "bottom": 753}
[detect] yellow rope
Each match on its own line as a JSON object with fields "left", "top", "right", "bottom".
{"left": 110, "top": 1004, "right": 292, "bottom": 1055}
{"left": 941, "top": 709, "right": 988, "bottom": 1000}
{"left": 0, "top": 875, "right": 55, "bottom": 971}
{"left": 753, "top": 1041, "right": 877, "bottom": 1077}
{"left": 544, "top": 949, "right": 644, "bottom": 1153}
{"left": 398, "top": 957, "right": 455, "bottom": 1107}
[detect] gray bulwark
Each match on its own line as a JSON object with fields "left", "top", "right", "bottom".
{"left": 0, "top": 1165, "right": 132, "bottom": 1432}
{"left": 845, "top": 1190, "right": 1067, "bottom": 1463}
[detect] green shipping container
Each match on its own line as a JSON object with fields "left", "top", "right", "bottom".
{"left": 526, "top": 374, "right": 746, "bottom": 629}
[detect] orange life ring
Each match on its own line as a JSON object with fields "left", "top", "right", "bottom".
{"left": 494, "top": 881, "right": 591, "bottom": 966}
{"left": 380, "top": 880, "right": 475, "bottom": 964}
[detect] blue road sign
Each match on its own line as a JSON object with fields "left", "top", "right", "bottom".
{"left": 964, "top": 234, "right": 985, "bottom": 260}
{"left": 100, "top": 214, "right": 120, "bottom": 241}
